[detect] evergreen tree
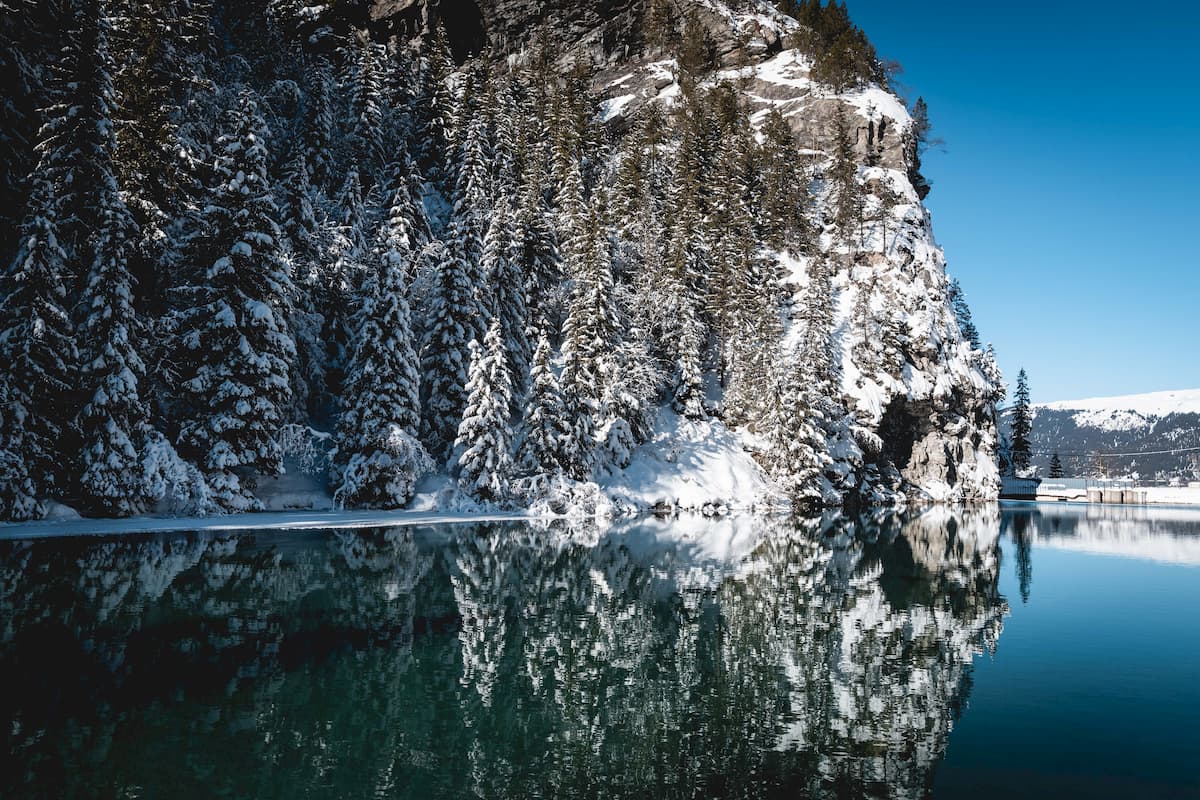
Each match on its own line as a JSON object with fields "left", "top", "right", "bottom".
{"left": 908, "top": 96, "right": 933, "bottom": 200}
{"left": 0, "top": 146, "right": 77, "bottom": 520}
{"left": 517, "top": 330, "right": 569, "bottom": 481}
{"left": 554, "top": 143, "right": 587, "bottom": 273}
{"left": 279, "top": 148, "right": 327, "bottom": 420}
{"left": 948, "top": 277, "right": 982, "bottom": 350}
{"left": 110, "top": 0, "right": 196, "bottom": 312}
{"left": 303, "top": 53, "right": 336, "bottom": 191}
{"left": 851, "top": 278, "right": 876, "bottom": 381}
{"left": 171, "top": 88, "right": 296, "bottom": 510}
{"left": 1049, "top": 452, "right": 1064, "bottom": 479}
{"left": 453, "top": 87, "right": 493, "bottom": 247}
{"left": 663, "top": 205, "right": 706, "bottom": 419}
{"left": 513, "top": 155, "right": 561, "bottom": 332}
{"left": 767, "top": 368, "right": 830, "bottom": 510}
{"left": 348, "top": 37, "right": 387, "bottom": 184}
{"left": 758, "top": 109, "right": 814, "bottom": 253}
{"left": 0, "top": 2, "right": 121, "bottom": 518}
{"left": 874, "top": 177, "right": 900, "bottom": 255}
{"left": 560, "top": 196, "right": 620, "bottom": 479}
{"left": 0, "top": 0, "right": 44, "bottom": 249}
{"left": 75, "top": 11, "right": 157, "bottom": 516}
{"left": 1009, "top": 368, "right": 1033, "bottom": 476}
{"left": 420, "top": 236, "right": 485, "bottom": 463}
{"left": 412, "top": 21, "right": 456, "bottom": 197}
{"left": 454, "top": 320, "right": 514, "bottom": 504}
{"left": 830, "top": 103, "right": 863, "bottom": 250}
{"left": 319, "top": 168, "right": 372, "bottom": 405}
{"left": 334, "top": 224, "right": 432, "bottom": 509}
{"left": 482, "top": 196, "right": 531, "bottom": 401}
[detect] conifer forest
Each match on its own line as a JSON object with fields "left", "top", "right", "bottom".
{"left": 0, "top": 0, "right": 1004, "bottom": 521}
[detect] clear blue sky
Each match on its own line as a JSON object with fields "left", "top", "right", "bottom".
{"left": 842, "top": 0, "right": 1199, "bottom": 403}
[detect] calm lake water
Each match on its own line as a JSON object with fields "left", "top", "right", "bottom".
{"left": 1, "top": 504, "right": 1198, "bottom": 799}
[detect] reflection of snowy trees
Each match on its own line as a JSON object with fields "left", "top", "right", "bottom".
{"left": 0, "top": 511, "right": 1007, "bottom": 798}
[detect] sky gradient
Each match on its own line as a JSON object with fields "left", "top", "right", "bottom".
{"left": 842, "top": 0, "right": 1198, "bottom": 403}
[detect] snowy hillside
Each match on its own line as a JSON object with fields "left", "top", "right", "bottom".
{"left": 0, "top": 0, "right": 1001, "bottom": 522}
{"left": 1037, "top": 388, "right": 1200, "bottom": 432}
{"left": 1001, "top": 389, "right": 1200, "bottom": 480}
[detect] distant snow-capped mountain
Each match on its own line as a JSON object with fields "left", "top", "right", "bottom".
{"left": 1003, "top": 389, "right": 1200, "bottom": 480}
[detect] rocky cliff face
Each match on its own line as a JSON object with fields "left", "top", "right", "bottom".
{"left": 292, "top": 0, "right": 1003, "bottom": 506}
{"left": 348, "top": 0, "right": 1002, "bottom": 505}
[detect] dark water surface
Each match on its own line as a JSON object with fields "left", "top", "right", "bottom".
{"left": 1, "top": 504, "right": 1197, "bottom": 799}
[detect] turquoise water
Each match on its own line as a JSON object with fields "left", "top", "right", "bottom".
{"left": 0, "top": 504, "right": 1197, "bottom": 799}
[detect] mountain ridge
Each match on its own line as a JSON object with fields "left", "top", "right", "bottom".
{"left": 1003, "top": 388, "right": 1200, "bottom": 481}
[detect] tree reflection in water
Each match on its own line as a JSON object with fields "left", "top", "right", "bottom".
{"left": 0, "top": 509, "right": 1009, "bottom": 799}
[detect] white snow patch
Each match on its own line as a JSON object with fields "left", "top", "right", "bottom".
{"left": 600, "top": 409, "right": 782, "bottom": 513}
{"left": 600, "top": 93, "right": 637, "bottom": 123}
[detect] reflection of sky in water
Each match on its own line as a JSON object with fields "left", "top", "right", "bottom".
{"left": 0, "top": 506, "right": 1196, "bottom": 799}
{"left": 938, "top": 504, "right": 1200, "bottom": 799}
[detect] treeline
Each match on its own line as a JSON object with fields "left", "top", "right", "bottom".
{"left": 0, "top": 0, "right": 966, "bottom": 521}
{"left": 777, "top": 0, "right": 885, "bottom": 90}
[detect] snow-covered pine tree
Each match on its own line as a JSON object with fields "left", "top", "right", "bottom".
{"left": 303, "top": 53, "right": 336, "bottom": 192}
{"left": 77, "top": 183, "right": 155, "bottom": 516}
{"left": 1009, "top": 368, "right": 1033, "bottom": 475}
{"left": 0, "top": 0, "right": 43, "bottom": 248}
{"left": 796, "top": 256, "right": 859, "bottom": 497}
{"left": 420, "top": 113, "right": 492, "bottom": 463}
{"left": 319, "top": 167, "right": 372, "bottom": 406}
{"left": 948, "top": 277, "right": 982, "bottom": 350}
{"left": 516, "top": 329, "right": 570, "bottom": 483}
{"left": 598, "top": 320, "right": 660, "bottom": 471}
{"left": 851, "top": 277, "right": 880, "bottom": 386}
{"left": 0, "top": 1, "right": 123, "bottom": 518}
{"left": 709, "top": 133, "right": 780, "bottom": 425}
{"left": 551, "top": 89, "right": 587, "bottom": 271}
{"left": 333, "top": 214, "right": 433, "bottom": 509}
{"left": 454, "top": 320, "right": 514, "bottom": 504}
{"left": 420, "top": 234, "right": 485, "bottom": 464}
{"left": 560, "top": 193, "right": 620, "bottom": 479}
{"left": 452, "top": 99, "right": 494, "bottom": 254}
{"left": 758, "top": 109, "right": 814, "bottom": 253}
{"left": 629, "top": 108, "right": 708, "bottom": 420}
{"left": 513, "top": 153, "right": 561, "bottom": 333}
{"left": 109, "top": 0, "right": 195, "bottom": 311}
{"left": 830, "top": 103, "right": 864, "bottom": 251}
{"left": 481, "top": 195, "right": 531, "bottom": 405}
{"left": 662, "top": 203, "right": 706, "bottom": 419}
{"left": 278, "top": 147, "right": 327, "bottom": 420}
{"left": 75, "top": 8, "right": 160, "bottom": 516}
{"left": 487, "top": 72, "right": 520, "bottom": 193}
{"left": 172, "top": 87, "right": 296, "bottom": 511}
{"left": 347, "top": 37, "right": 387, "bottom": 185}
{"left": 380, "top": 37, "right": 417, "bottom": 152}
{"left": 767, "top": 366, "right": 831, "bottom": 510}
{"left": 29, "top": 0, "right": 126, "bottom": 293}
{"left": 379, "top": 152, "right": 432, "bottom": 267}
{"left": 0, "top": 140, "right": 77, "bottom": 520}
{"left": 412, "top": 20, "right": 456, "bottom": 198}
{"left": 798, "top": 257, "right": 839, "bottom": 393}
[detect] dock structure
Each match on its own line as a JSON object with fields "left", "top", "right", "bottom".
{"left": 1000, "top": 477, "right": 1148, "bottom": 504}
